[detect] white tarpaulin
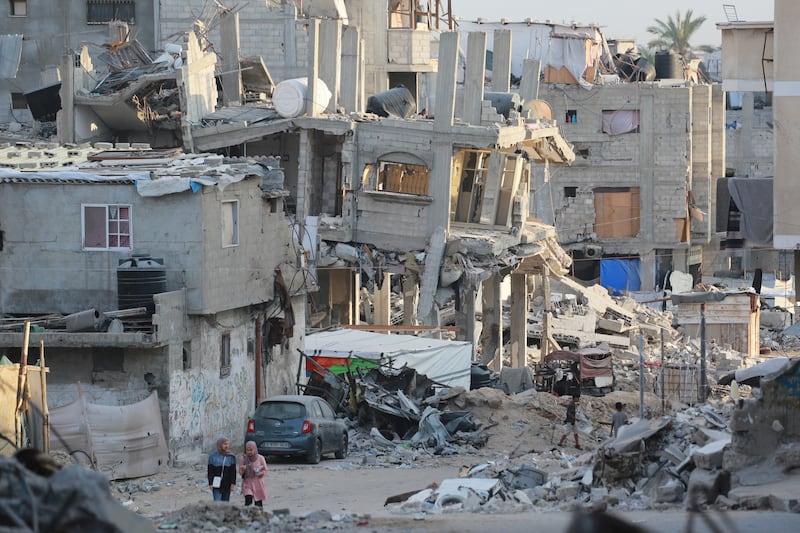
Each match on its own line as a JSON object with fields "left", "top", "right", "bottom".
{"left": 304, "top": 329, "right": 473, "bottom": 389}
{"left": 49, "top": 390, "right": 169, "bottom": 480}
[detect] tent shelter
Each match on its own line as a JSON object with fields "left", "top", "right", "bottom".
{"left": 303, "top": 329, "right": 472, "bottom": 389}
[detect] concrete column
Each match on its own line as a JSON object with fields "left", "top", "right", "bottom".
{"left": 509, "top": 272, "right": 528, "bottom": 368}
{"left": 737, "top": 91, "right": 754, "bottom": 177}
{"left": 283, "top": 4, "right": 298, "bottom": 71}
{"left": 319, "top": 19, "right": 342, "bottom": 113}
{"left": 462, "top": 31, "right": 486, "bottom": 125}
{"left": 401, "top": 274, "right": 418, "bottom": 325}
{"left": 479, "top": 273, "right": 503, "bottom": 371}
{"left": 639, "top": 250, "right": 656, "bottom": 291}
{"left": 455, "top": 285, "right": 477, "bottom": 346}
{"left": 57, "top": 52, "right": 74, "bottom": 144}
{"left": 639, "top": 94, "right": 655, "bottom": 243}
{"left": 219, "top": 11, "right": 242, "bottom": 106}
{"left": 340, "top": 26, "right": 361, "bottom": 113}
{"left": 520, "top": 59, "right": 541, "bottom": 103}
{"left": 434, "top": 31, "right": 459, "bottom": 132}
{"left": 373, "top": 273, "right": 392, "bottom": 327}
{"left": 429, "top": 31, "right": 459, "bottom": 235}
{"left": 306, "top": 19, "right": 321, "bottom": 117}
{"left": 296, "top": 129, "right": 311, "bottom": 223}
{"left": 492, "top": 29, "right": 512, "bottom": 92}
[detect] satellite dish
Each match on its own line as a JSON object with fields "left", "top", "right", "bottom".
{"left": 522, "top": 99, "right": 553, "bottom": 121}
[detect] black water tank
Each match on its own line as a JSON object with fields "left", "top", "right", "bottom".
{"left": 655, "top": 51, "right": 683, "bottom": 80}
{"left": 117, "top": 256, "right": 166, "bottom": 315}
{"left": 366, "top": 86, "right": 416, "bottom": 118}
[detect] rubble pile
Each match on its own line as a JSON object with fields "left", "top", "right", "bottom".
{"left": 0, "top": 451, "right": 156, "bottom": 532}
{"left": 152, "top": 503, "right": 370, "bottom": 532}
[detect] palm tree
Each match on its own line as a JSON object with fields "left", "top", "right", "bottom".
{"left": 646, "top": 10, "right": 707, "bottom": 58}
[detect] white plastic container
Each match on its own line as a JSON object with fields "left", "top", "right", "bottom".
{"left": 272, "top": 77, "right": 332, "bottom": 118}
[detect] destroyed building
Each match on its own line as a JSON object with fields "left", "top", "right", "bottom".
{"left": 0, "top": 145, "right": 307, "bottom": 464}
{"left": 0, "top": 1, "right": 158, "bottom": 126}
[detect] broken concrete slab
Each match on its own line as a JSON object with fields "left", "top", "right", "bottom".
{"left": 691, "top": 438, "right": 729, "bottom": 470}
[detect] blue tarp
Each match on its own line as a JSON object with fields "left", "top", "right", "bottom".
{"left": 601, "top": 259, "right": 641, "bottom": 295}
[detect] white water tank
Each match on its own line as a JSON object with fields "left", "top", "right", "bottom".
{"left": 272, "top": 77, "right": 332, "bottom": 118}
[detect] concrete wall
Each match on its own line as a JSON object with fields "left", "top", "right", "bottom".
{"left": 0, "top": 0, "right": 156, "bottom": 124}
{"left": 726, "top": 104, "right": 774, "bottom": 178}
{"left": 349, "top": 120, "right": 437, "bottom": 250}
{"left": 539, "top": 83, "right": 723, "bottom": 259}
{"left": 168, "top": 297, "right": 305, "bottom": 462}
{"left": 719, "top": 24, "right": 774, "bottom": 93}
{"left": 0, "top": 176, "right": 294, "bottom": 316}
{"left": 160, "top": 1, "right": 310, "bottom": 84}
{"left": 196, "top": 178, "right": 295, "bottom": 315}
{"left": 0, "top": 181, "right": 201, "bottom": 314}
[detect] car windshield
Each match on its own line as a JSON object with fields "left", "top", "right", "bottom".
{"left": 255, "top": 401, "right": 306, "bottom": 420}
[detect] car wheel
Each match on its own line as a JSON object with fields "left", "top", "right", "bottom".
{"left": 334, "top": 433, "right": 348, "bottom": 459}
{"left": 307, "top": 438, "right": 322, "bottom": 464}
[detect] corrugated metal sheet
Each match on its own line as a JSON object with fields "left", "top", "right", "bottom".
{"left": 0, "top": 34, "right": 23, "bottom": 79}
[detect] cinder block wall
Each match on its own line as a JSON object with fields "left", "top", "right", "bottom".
{"left": 539, "top": 83, "right": 705, "bottom": 255}
{"left": 160, "top": 1, "right": 310, "bottom": 83}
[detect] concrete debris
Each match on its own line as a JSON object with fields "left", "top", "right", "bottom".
{"left": 0, "top": 452, "right": 156, "bottom": 532}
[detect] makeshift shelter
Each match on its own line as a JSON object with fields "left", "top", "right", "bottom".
{"left": 49, "top": 390, "right": 168, "bottom": 480}
{"left": 303, "top": 329, "right": 472, "bottom": 389}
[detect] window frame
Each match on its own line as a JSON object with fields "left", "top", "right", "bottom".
{"left": 10, "top": 0, "right": 27, "bottom": 17}
{"left": 81, "top": 203, "right": 133, "bottom": 251}
{"left": 87, "top": 0, "right": 135, "bottom": 25}
{"left": 220, "top": 333, "right": 231, "bottom": 378}
{"left": 221, "top": 200, "right": 239, "bottom": 248}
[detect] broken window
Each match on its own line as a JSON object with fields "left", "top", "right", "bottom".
{"left": 362, "top": 154, "right": 430, "bottom": 196}
{"left": 87, "top": 0, "right": 135, "bottom": 24}
{"left": 602, "top": 110, "right": 640, "bottom": 135}
{"left": 451, "top": 150, "right": 523, "bottom": 226}
{"left": 220, "top": 333, "right": 231, "bottom": 378}
{"left": 452, "top": 150, "right": 490, "bottom": 223}
{"left": 10, "top": 0, "right": 26, "bottom": 16}
{"left": 593, "top": 187, "right": 640, "bottom": 238}
{"left": 564, "top": 187, "right": 577, "bottom": 198}
{"left": 82, "top": 204, "right": 131, "bottom": 250}
{"left": 221, "top": 200, "right": 239, "bottom": 247}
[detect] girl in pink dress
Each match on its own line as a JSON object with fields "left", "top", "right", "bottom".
{"left": 239, "top": 441, "right": 268, "bottom": 507}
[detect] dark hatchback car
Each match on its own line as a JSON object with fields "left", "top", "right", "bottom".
{"left": 245, "top": 395, "right": 348, "bottom": 464}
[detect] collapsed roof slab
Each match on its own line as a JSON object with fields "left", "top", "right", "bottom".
{"left": 74, "top": 74, "right": 179, "bottom": 131}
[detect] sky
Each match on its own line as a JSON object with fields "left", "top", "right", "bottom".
{"left": 453, "top": 1, "right": 774, "bottom": 48}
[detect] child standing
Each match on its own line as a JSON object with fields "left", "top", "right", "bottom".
{"left": 240, "top": 441, "right": 268, "bottom": 507}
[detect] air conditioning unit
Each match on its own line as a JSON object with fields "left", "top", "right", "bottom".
{"left": 584, "top": 244, "right": 603, "bottom": 258}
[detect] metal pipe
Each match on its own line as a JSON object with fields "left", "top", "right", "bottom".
{"left": 700, "top": 303, "right": 707, "bottom": 403}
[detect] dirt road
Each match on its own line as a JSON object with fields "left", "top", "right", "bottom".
{"left": 117, "top": 454, "right": 800, "bottom": 533}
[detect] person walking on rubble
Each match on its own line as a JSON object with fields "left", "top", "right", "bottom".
{"left": 239, "top": 441, "right": 268, "bottom": 507}
{"left": 610, "top": 401, "right": 629, "bottom": 438}
{"left": 208, "top": 436, "right": 237, "bottom": 502}
{"left": 558, "top": 395, "right": 582, "bottom": 450}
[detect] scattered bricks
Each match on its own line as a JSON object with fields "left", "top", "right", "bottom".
{"left": 692, "top": 439, "right": 728, "bottom": 470}
{"left": 655, "top": 479, "right": 685, "bottom": 503}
